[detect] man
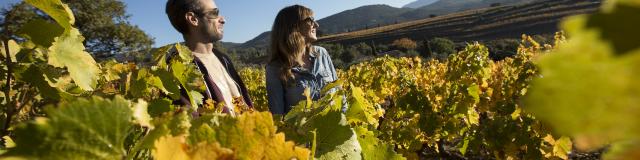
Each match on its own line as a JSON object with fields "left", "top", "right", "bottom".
{"left": 166, "top": 0, "right": 253, "bottom": 115}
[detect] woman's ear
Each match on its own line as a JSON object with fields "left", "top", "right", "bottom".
{"left": 185, "top": 12, "right": 199, "bottom": 27}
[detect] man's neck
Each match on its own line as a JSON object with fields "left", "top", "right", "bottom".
{"left": 185, "top": 39, "right": 215, "bottom": 54}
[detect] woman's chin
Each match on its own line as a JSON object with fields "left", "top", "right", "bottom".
{"left": 307, "top": 36, "right": 318, "bottom": 42}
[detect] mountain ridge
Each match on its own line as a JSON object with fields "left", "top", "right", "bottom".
{"left": 403, "top": 0, "right": 438, "bottom": 9}
{"left": 237, "top": 0, "right": 542, "bottom": 49}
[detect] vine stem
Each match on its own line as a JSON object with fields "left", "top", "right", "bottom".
{"left": 1, "top": 4, "right": 18, "bottom": 139}
{"left": 2, "top": 38, "right": 15, "bottom": 137}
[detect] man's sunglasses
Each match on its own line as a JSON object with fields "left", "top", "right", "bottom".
{"left": 196, "top": 8, "right": 219, "bottom": 19}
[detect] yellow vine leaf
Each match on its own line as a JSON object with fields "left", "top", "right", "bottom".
{"left": 190, "top": 112, "right": 311, "bottom": 159}
{"left": 153, "top": 135, "right": 235, "bottom": 160}
{"left": 153, "top": 135, "right": 189, "bottom": 160}
{"left": 0, "top": 40, "right": 20, "bottom": 62}
{"left": 132, "top": 99, "right": 153, "bottom": 128}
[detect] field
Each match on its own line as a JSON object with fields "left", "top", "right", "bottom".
{"left": 0, "top": 0, "right": 638, "bottom": 160}
{"left": 318, "top": 0, "right": 600, "bottom": 45}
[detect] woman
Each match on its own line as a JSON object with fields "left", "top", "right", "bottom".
{"left": 266, "top": 5, "right": 339, "bottom": 115}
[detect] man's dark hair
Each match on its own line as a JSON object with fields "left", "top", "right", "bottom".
{"left": 166, "top": 0, "right": 203, "bottom": 34}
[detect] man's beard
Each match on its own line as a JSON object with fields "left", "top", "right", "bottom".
{"left": 200, "top": 22, "right": 223, "bottom": 42}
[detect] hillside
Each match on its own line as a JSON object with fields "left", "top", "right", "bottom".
{"left": 237, "top": 0, "right": 537, "bottom": 49}
{"left": 319, "top": 0, "right": 538, "bottom": 35}
{"left": 220, "top": 41, "right": 241, "bottom": 49}
{"left": 318, "top": 0, "right": 601, "bottom": 45}
{"left": 317, "top": 5, "right": 412, "bottom": 34}
{"left": 401, "top": 0, "right": 537, "bottom": 20}
{"left": 236, "top": 31, "right": 271, "bottom": 49}
{"left": 403, "top": 0, "right": 438, "bottom": 8}
{"left": 237, "top": 5, "right": 410, "bottom": 49}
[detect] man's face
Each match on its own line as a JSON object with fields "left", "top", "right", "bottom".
{"left": 197, "top": 0, "right": 225, "bottom": 42}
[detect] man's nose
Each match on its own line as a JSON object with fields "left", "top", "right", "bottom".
{"left": 219, "top": 16, "right": 226, "bottom": 24}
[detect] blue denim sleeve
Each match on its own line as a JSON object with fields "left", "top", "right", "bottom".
{"left": 326, "top": 51, "right": 339, "bottom": 81}
{"left": 266, "top": 65, "right": 286, "bottom": 115}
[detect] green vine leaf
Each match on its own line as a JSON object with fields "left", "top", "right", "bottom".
{"left": 3, "top": 96, "right": 134, "bottom": 160}
{"left": 17, "top": 19, "right": 64, "bottom": 48}
{"left": 47, "top": 28, "right": 100, "bottom": 91}
{"left": 524, "top": 1, "right": 640, "bottom": 158}
{"left": 355, "top": 127, "right": 406, "bottom": 160}
{"left": 345, "top": 86, "right": 379, "bottom": 127}
{"left": 24, "top": 0, "right": 75, "bottom": 31}
{"left": 19, "top": 65, "right": 61, "bottom": 100}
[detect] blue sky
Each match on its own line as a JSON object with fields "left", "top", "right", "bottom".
{"left": 1, "top": 0, "right": 416, "bottom": 46}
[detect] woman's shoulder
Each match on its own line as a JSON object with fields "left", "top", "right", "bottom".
{"left": 312, "top": 45, "right": 330, "bottom": 58}
{"left": 312, "top": 45, "right": 328, "bottom": 53}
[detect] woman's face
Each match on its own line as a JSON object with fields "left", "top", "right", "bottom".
{"left": 300, "top": 15, "right": 319, "bottom": 43}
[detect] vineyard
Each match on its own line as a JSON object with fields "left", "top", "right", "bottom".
{"left": 1, "top": 0, "right": 639, "bottom": 160}
{"left": 317, "top": 0, "right": 600, "bottom": 45}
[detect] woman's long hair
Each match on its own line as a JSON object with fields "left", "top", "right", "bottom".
{"left": 269, "top": 5, "right": 314, "bottom": 83}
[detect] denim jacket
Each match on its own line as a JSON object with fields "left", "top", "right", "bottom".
{"left": 266, "top": 46, "right": 339, "bottom": 115}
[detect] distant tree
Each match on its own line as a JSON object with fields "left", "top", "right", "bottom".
{"left": 244, "top": 47, "right": 258, "bottom": 60}
{"left": 341, "top": 46, "right": 357, "bottom": 64}
{"left": 392, "top": 38, "right": 417, "bottom": 52}
{"left": 532, "top": 34, "right": 553, "bottom": 45}
{"left": 422, "top": 40, "right": 432, "bottom": 58}
{"left": 491, "top": 3, "right": 502, "bottom": 7}
{"left": 405, "top": 50, "right": 420, "bottom": 57}
{"left": 486, "top": 39, "right": 519, "bottom": 60}
{"left": 415, "top": 40, "right": 425, "bottom": 50}
{"left": 376, "top": 44, "right": 391, "bottom": 53}
{"left": 0, "top": 0, "right": 154, "bottom": 60}
{"left": 0, "top": 2, "right": 37, "bottom": 39}
{"left": 226, "top": 49, "right": 245, "bottom": 66}
{"left": 369, "top": 41, "right": 378, "bottom": 56}
{"left": 353, "top": 42, "right": 372, "bottom": 57}
{"left": 428, "top": 37, "right": 455, "bottom": 59}
{"left": 318, "top": 43, "right": 344, "bottom": 59}
{"left": 214, "top": 42, "right": 228, "bottom": 53}
{"left": 429, "top": 14, "right": 438, "bottom": 18}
